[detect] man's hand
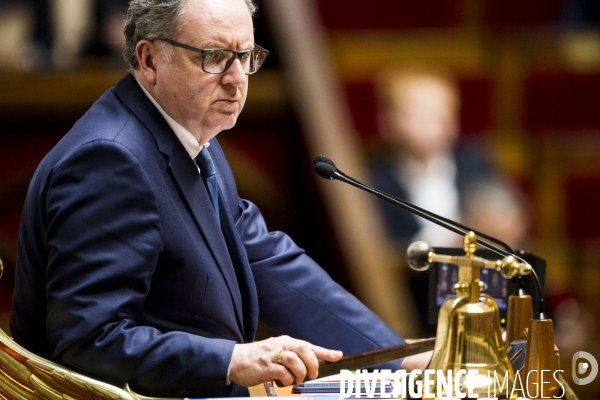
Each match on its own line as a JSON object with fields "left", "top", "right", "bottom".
{"left": 401, "top": 350, "right": 433, "bottom": 371}
{"left": 228, "top": 335, "right": 343, "bottom": 387}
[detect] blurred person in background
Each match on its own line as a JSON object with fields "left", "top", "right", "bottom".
{"left": 0, "top": 0, "right": 127, "bottom": 70}
{"left": 462, "top": 179, "right": 531, "bottom": 250}
{"left": 84, "top": 0, "right": 129, "bottom": 59}
{"left": 368, "top": 67, "right": 530, "bottom": 334}
{"left": 31, "top": 0, "right": 52, "bottom": 68}
{"left": 53, "top": 0, "right": 128, "bottom": 68}
{"left": 0, "top": 0, "right": 52, "bottom": 70}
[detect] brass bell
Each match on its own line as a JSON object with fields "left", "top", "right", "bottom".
{"left": 407, "top": 232, "right": 525, "bottom": 399}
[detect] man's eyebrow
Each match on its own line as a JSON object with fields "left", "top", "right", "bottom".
{"left": 201, "top": 41, "right": 255, "bottom": 50}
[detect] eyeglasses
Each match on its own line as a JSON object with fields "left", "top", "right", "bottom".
{"left": 155, "top": 38, "right": 269, "bottom": 75}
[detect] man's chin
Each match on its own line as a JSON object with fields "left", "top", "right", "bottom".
{"left": 212, "top": 116, "right": 239, "bottom": 133}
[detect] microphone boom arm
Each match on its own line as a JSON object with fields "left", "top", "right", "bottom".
{"left": 314, "top": 159, "right": 545, "bottom": 316}
{"left": 329, "top": 168, "right": 514, "bottom": 256}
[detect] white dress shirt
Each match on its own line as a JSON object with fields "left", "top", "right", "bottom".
{"left": 136, "top": 79, "right": 209, "bottom": 167}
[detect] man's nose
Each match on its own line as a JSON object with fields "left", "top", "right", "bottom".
{"left": 222, "top": 58, "right": 247, "bottom": 85}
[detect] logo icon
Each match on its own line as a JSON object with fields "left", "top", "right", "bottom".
{"left": 572, "top": 351, "right": 598, "bottom": 385}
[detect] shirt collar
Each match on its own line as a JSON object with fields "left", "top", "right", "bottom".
{"left": 136, "top": 78, "right": 208, "bottom": 159}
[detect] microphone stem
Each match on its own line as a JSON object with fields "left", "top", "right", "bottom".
{"left": 529, "top": 267, "right": 544, "bottom": 317}
{"left": 332, "top": 170, "right": 545, "bottom": 316}
{"left": 339, "top": 173, "right": 514, "bottom": 253}
{"left": 335, "top": 171, "right": 512, "bottom": 255}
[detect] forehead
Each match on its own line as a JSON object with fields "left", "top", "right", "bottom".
{"left": 393, "top": 77, "right": 457, "bottom": 110}
{"left": 181, "top": 0, "right": 254, "bottom": 46}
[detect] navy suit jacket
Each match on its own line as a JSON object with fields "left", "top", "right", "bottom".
{"left": 11, "top": 74, "right": 405, "bottom": 397}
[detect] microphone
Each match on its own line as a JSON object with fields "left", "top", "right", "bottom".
{"left": 314, "top": 161, "right": 337, "bottom": 180}
{"left": 313, "top": 155, "right": 336, "bottom": 168}
{"left": 313, "top": 155, "right": 545, "bottom": 316}
{"left": 314, "top": 155, "right": 366, "bottom": 188}
{"left": 314, "top": 156, "right": 512, "bottom": 252}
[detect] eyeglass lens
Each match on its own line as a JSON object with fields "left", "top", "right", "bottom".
{"left": 203, "top": 49, "right": 267, "bottom": 74}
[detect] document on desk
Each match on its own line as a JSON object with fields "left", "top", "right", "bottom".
{"left": 293, "top": 372, "right": 395, "bottom": 397}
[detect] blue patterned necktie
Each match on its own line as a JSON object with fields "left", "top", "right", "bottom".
{"left": 196, "top": 148, "right": 220, "bottom": 224}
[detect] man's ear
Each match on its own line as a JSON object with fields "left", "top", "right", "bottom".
{"left": 136, "top": 40, "right": 158, "bottom": 85}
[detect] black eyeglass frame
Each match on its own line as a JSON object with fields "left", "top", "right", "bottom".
{"left": 155, "top": 37, "right": 269, "bottom": 75}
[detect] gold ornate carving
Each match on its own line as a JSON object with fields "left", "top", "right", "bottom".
{"left": 0, "top": 328, "right": 138, "bottom": 399}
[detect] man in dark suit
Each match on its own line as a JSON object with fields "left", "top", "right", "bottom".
{"left": 368, "top": 68, "right": 525, "bottom": 336}
{"left": 369, "top": 68, "right": 495, "bottom": 248}
{"left": 10, "top": 0, "right": 416, "bottom": 397}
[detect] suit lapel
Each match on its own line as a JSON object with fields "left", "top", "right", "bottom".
{"left": 167, "top": 150, "right": 245, "bottom": 334}
{"left": 209, "top": 140, "right": 259, "bottom": 342}
{"left": 113, "top": 75, "right": 245, "bottom": 335}
{"left": 217, "top": 184, "right": 258, "bottom": 342}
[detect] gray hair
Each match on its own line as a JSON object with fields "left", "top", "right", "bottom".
{"left": 123, "top": 0, "right": 257, "bottom": 70}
